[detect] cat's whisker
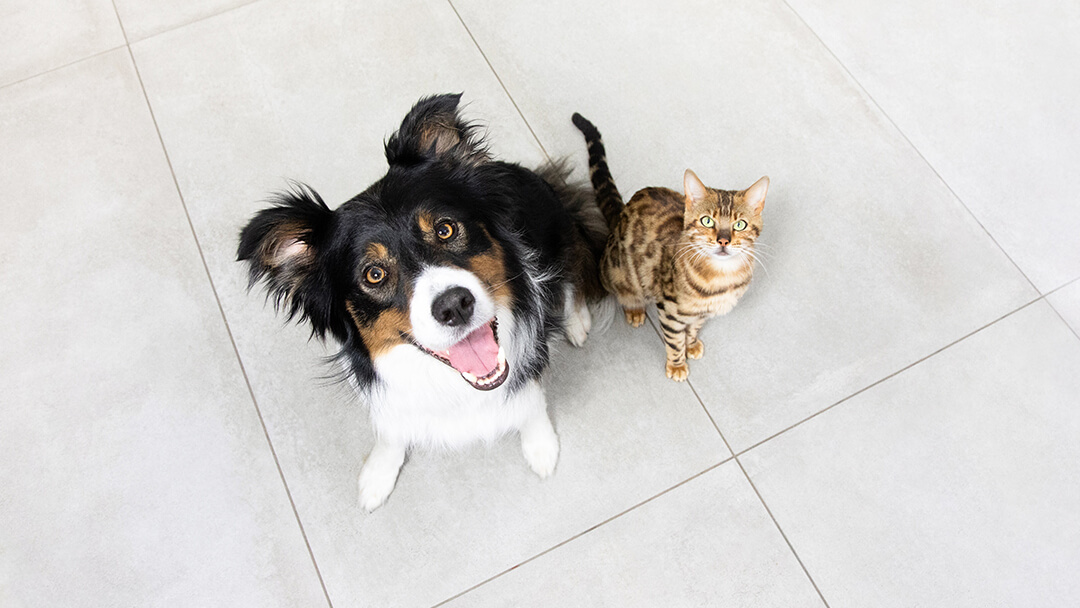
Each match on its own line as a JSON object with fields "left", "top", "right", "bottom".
{"left": 672, "top": 242, "right": 702, "bottom": 266}
{"left": 742, "top": 249, "right": 770, "bottom": 275}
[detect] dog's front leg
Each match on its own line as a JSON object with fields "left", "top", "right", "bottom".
{"left": 518, "top": 380, "right": 559, "bottom": 478}
{"left": 358, "top": 440, "right": 406, "bottom": 512}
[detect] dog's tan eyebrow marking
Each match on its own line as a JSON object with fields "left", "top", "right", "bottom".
{"left": 416, "top": 212, "right": 435, "bottom": 234}
{"left": 366, "top": 242, "right": 389, "bottom": 259}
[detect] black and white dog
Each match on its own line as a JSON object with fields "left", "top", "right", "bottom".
{"left": 238, "top": 94, "right": 606, "bottom": 510}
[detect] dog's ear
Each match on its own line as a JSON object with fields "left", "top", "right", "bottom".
{"left": 385, "top": 93, "right": 489, "bottom": 167}
{"left": 237, "top": 184, "right": 338, "bottom": 339}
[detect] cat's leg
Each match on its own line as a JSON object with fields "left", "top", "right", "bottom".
{"left": 620, "top": 299, "right": 647, "bottom": 328}
{"left": 657, "top": 303, "right": 690, "bottom": 381}
{"left": 601, "top": 240, "right": 647, "bottom": 327}
{"left": 685, "top": 317, "right": 707, "bottom": 360}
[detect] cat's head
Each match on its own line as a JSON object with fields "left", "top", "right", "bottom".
{"left": 681, "top": 169, "right": 768, "bottom": 266}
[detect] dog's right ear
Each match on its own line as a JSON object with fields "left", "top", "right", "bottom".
{"left": 384, "top": 93, "right": 489, "bottom": 167}
{"left": 237, "top": 185, "right": 336, "bottom": 337}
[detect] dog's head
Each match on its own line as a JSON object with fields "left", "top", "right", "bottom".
{"left": 238, "top": 94, "right": 526, "bottom": 391}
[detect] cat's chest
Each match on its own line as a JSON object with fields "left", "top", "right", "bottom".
{"left": 672, "top": 267, "right": 752, "bottom": 316}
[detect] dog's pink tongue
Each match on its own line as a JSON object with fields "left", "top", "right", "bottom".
{"left": 446, "top": 323, "right": 500, "bottom": 376}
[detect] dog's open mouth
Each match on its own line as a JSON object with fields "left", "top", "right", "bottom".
{"left": 417, "top": 319, "right": 509, "bottom": 391}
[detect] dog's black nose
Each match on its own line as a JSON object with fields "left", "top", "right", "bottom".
{"left": 432, "top": 286, "right": 475, "bottom": 327}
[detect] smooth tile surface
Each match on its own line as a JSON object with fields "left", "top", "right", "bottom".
{"left": 784, "top": 0, "right": 1080, "bottom": 292}
{"left": 133, "top": 1, "right": 728, "bottom": 605}
{"left": 6, "top": 0, "right": 1079, "bottom": 605}
{"left": 444, "top": 462, "right": 823, "bottom": 608}
{"left": 0, "top": 0, "right": 125, "bottom": 87}
{"left": 0, "top": 51, "right": 326, "bottom": 607}
{"left": 452, "top": 0, "right": 1038, "bottom": 451}
{"left": 114, "top": 0, "right": 255, "bottom": 41}
{"left": 742, "top": 301, "right": 1080, "bottom": 607}
{"left": 1048, "top": 279, "right": 1080, "bottom": 337}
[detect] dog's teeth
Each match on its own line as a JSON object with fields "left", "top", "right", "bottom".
{"left": 462, "top": 372, "right": 478, "bottom": 383}
{"left": 497, "top": 350, "right": 505, "bottom": 365}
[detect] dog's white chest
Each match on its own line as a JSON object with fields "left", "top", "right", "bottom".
{"left": 365, "top": 344, "right": 537, "bottom": 449}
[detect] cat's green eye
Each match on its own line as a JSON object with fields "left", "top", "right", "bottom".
{"left": 733, "top": 219, "right": 748, "bottom": 231}
{"left": 700, "top": 216, "right": 715, "bottom": 228}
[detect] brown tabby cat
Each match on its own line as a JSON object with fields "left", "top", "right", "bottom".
{"left": 572, "top": 113, "right": 768, "bottom": 381}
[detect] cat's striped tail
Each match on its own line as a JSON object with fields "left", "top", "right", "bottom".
{"left": 572, "top": 113, "right": 623, "bottom": 231}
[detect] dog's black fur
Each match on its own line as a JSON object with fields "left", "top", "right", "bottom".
{"left": 237, "top": 94, "right": 605, "bottom": 392}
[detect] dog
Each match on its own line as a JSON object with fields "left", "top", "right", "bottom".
{"left": 237, "top": 94, "right": 606, "bottom": 511}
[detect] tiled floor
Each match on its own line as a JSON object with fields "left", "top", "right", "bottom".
{"left": 2, "top": 1, "right": 1078, "bottom": 606}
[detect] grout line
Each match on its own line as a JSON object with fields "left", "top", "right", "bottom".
{"left": 446, "top": 0, "right": 553, "bottom": 163}
{"left": 676, "top": 337, "right": 827, "bottom": 604}
{"left": 429, "top": 458, "right": 733, "bottom": 607}
{"left": 2, "top": 0, "right": 266, "bottom": 92}
{"left": 733, "top": 457, "right": 832, "bottom": 607}
{"left": 735, "top": 294, "right": 1045, "bottom": 458}
{"left": 0, "top": 45, "right": 127, "bottom": 91}
{"left": 110, "top": 2, "right": 333, "bottom": 605}
{"left": 1043, "top": 276, "right": 1080, "bottom": 342}
{"left": 779, "top": 0, "right": 1042, "bottom": 296}
{"left": 124, "top": 0, "right": 264, "bottom": 45}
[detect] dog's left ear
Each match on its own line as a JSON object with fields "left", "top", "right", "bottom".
{"left": 237, "top": 185, "right": 340, "bottom": 340}
{"left": 385, "top": 93, "right": 489, "bottom": 167}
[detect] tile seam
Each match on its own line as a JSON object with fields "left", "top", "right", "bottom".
{"left": 109, "top": 1, "right": 334, "bottom": 604}
{"left": 445, "top": 0, "right": 553, "bottom": 163}
{"left": 778, "top": 0, "right": 1042, "bottom": 296}
{"left": 429, "top": 458, "right": 733, "bottom": 607}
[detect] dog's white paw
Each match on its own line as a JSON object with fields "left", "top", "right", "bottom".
{"left": 522, "top": 427, "right": 559, "bottom": 478}
{"left": 565, "top": 299, "right": 592, "bottom": 347}
{"left": 357, "top": 466, "right": 398, "bottom": 512}
{"left": 357, "top": 443, "right": 405, "bottom": 512}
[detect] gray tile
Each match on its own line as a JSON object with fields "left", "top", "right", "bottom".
{"left": 1047, "top": 279, "right": 1080, "bottom": 337}
{"left": 113, "top": 0, "right": 256, "bottom": 42}
{"left": 132, "top": 1, "right": 729, "bottom": 605}
{"left": 741, "top": 301, "right": 1080, "bottom": 607}
{"left": 0, "top": 51, "right": 326, "bottom": 606}
{"left": 452, "top": 0, "right": 1038, "bottom": 451}
{"left": 0, "top": 0, "right": 125, "bottom": 87}
{"left": 785, "top": 0, "right": 1080, "bottom": 292}
{"left": 444, "top": 462, "right": 823, "bottom": 608}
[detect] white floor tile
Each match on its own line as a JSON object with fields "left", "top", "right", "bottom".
{"left": 784, "top": 0, "right": 1080, "bottom": 292}
{"left": 443, "top": 462, "right": 824, "bottom": 608}
{"left": 0, "top": 50, "right": 326, "bottom": 607}
{"left": 742, "top": 301, "right": 1080, "bottom": 607}
{"left": 114, "top": 0, "right": 255, "bottom": 42}
{"left": 0, "top": 0, "right": 125, "bottom": 87}
{"left": 132, "top": 1, "right": 728, "bottom": 605}
{"left": 451, "top": 0, "right": 1037, "bottom": 451}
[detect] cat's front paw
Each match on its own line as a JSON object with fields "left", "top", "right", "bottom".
{"left": 624, "top": 308, "right": 646, "bottom": 327}
{"left": 665, "top": 361, "right": 689, "bottom": 382}
{"left": 686, "top": 340, "right": 704, "bottom": 360}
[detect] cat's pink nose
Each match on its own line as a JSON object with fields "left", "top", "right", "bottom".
{"left": 717, "top": 237, "right": 730, "bottom": 246}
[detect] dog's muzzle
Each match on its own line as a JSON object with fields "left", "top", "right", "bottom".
{"left": 410, "top": 268, "right": 510, "bottom": 391}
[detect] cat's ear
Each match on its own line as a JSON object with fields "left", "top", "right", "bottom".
{"left": 683, "top": 169, "right": 709, "bottom": 211}
{"left": 744, "top": 176, "right": 769, "bottom": 216}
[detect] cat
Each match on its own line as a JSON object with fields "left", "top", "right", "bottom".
{"left": 572, "top": 113, "right": 768, "bottom": 381}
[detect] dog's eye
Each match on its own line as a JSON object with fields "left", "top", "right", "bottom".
{"left": 436, "top": 221, "right": 455, "bottom": 240}
{"left": 365, "top": 266, "right": 385, "bottom": 284}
